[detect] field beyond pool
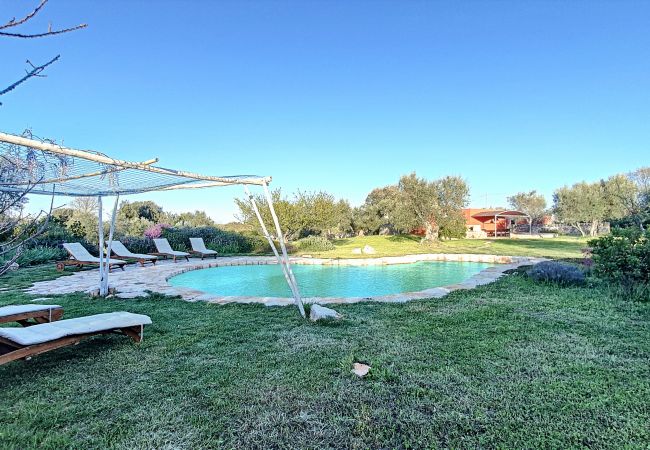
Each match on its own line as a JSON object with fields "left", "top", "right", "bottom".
{"left": 1, "top": 253, "right": 648, "bottom": 448}
{"left": 305, "top": 235, "right": 588, "bottom": 259}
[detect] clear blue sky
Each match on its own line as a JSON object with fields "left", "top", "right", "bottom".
{"left": 2, "top": 0, "right": 649, "bottom": 222}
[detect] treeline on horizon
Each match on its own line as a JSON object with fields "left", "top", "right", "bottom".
{"left": 4, "top": 166, "right": 649, "bottom": 267}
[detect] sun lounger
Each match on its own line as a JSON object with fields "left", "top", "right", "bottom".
{"left": 151, "top": 238, "right": 189, "bottom": 262}
{"left": 0, "top": 311, "right": 152, "bottom": 365}
{"left": 57, "top": 243, "right": 127, "bottom": 272}
{"left": 110, "top": 241, "right": 157, "bottom": 266}
{"left": 189, "top": 238, "right": 218, "bottom": 259}
{"left": 0, "top": 304, "right": 64, "bottom": 326}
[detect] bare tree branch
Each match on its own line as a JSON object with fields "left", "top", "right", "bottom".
{"left": 0, "top": 55, "right": 60, "bottom": 105}
{"left": 0, "top": 23, "right": 87, "bottom": 38}
{"left": 1, "top": 1, "right": 86, "bottom": 106}
{"left": 0, "top": 0, "right": 87, "bottom": 37}
{"left": 0, "top": 0, "right": 48, "bottom": 30}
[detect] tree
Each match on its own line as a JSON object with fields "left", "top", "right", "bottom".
{"left": 507, "top": 190, "right": 547, "bottom": 223}
{"left": 394, "top": 173, "right": 469, "bottom": 240}
{"left": 70, "top": 197, "right": 98, "bottom": 214}
{"left": 434, "top": 176, "right": 471, "bottom": 239}
{"left": 0, "top": 133, "right": 57, "bottom": 274}
{"left": 553, "top": 182, "right": 609, "bottom": 236}
{"left": 235, "top": 189, "right": 351, "bottom": 241}
{"left": 353, "top": 186, "right": 401, "bottom": 234}
{"left": 118, "top": 200, "right": 164, "bottom": 223}
{"left": 172, "top": 211, "right": 216, "bottom": 228}
{"left": 1, "top": 0, "right": 86, "bottom": 105}
{"left": 603, "top": 167, "right": 650, "bottom": 230}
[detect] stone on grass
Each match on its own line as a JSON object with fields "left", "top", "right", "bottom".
{"left": 87, "top": 286, "right": 117, "bottom": 297}
{"left": 362, "top": 245, "right": 376, "bottom": 255}
{"left": 7, "top": 262, "right": 19, "bottom": 272}
{"left": 352, "top": 248, "right": 362, "bottom": 255}
{"left": 309, "top": 304, "right": 342, "bottom": 322}
{"left": 352, "top": 362, "right": 371, "bottom": 377}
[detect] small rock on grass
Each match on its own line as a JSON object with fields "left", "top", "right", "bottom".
{"left": 362, "top": 245, "right": 376, "bottom": 254}
{"left": 309, "top": 304, "right": 342, "bottom": 322}
{"left": 352, "top": 362, "right": 371, "bottom": 377}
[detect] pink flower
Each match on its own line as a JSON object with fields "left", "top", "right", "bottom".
{"left": 144, "top": 223, "right": 171, "bottom": 239}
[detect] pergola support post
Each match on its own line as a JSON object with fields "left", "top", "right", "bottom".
{"left": 97, "top": 195, "right": 120, "bottom": 297}
{"left": 245, "top": 187, "right": 304, "bottom": 317}
{"left": 98, "top": 196, "right": 105, "bottom": 294}
{"left": 260, "top": 183, "right": 305, "bottom": 318}
{"left": 101, "top": 195, "right": 120, "bottom": 295}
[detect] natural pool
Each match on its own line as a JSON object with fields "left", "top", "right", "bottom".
{"left": 168, "top": 261, "right": 495, "bottom": 298}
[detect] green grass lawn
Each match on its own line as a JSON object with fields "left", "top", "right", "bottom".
{"left": 304, "top": 235, "right": 588, "bottom": 259}
{"left": 1, "top": 265, "right": 648, "bottom": 448}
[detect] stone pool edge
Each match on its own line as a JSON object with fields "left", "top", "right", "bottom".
{"left": 24, "top": 253, "right": 546, "bottom": 306}
{"left": 182, "top": 254, "right": 547, "bottom": 306}
{"left": 23, "top": 253, "right": 546, "bottom": 305}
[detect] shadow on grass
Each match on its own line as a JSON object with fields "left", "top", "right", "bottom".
{"left": 492, "top": 238, "right": 587, "bottom": 251}
{"left": 386, "top": 234, "right": 420, "bottom": 243}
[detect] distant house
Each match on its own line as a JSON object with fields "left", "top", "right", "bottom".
{"left": 462, "top": 208, "right": 531, "bottom": 238}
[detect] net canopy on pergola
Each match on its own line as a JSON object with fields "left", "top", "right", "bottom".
{"left": 0, "top": 131, "right": 305, "bottom": 317}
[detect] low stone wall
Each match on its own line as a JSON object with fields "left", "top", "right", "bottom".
{"left": 24, "top": 254, "right": 547, "bottom": 306}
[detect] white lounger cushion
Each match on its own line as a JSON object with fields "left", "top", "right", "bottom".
{"left": 111, "top": 241, "right": 157, "bottom": 260}
{"left": 0, "top": 312, "right": 152, "bottom": 346}
{"left": 190, "top": 238, "right": 217, "bottom": 254}
{"left": 0, "top": 304, "right": 62, "bottom": 318}
{"left": 63, "top": 243, "right": 126, "bottom": 265}
{"left": 153, "top": 239, "right": 189, "bottom": 256}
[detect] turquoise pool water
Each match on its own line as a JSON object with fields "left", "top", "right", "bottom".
{"left": 168, "top": 261, "right": 494, "bottom": 298}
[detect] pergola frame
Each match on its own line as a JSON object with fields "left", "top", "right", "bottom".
{"left": 470, "top": 210, "right": 532, "bottom": 237}
{"left": 0, "top": 132, "right": 305, "bottom": 317}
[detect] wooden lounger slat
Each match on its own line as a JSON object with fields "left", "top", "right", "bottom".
{"left": 0, "top": 308, "right": 64, "bottom": 325}
{"left": 0, "top": 326, "right": 143, "bottom": 365}
{"left": 0, "top": 325, "right": 146, "bottom": 366}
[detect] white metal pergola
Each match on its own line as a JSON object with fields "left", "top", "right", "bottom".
{"left": 0, "top": 131, "right": 305, "bottom": 317}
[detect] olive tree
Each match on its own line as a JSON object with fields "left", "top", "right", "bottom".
{"left": 235, "top": 189, "right": 351, "bottom": 241}
{"left": 394, "top": 173, "right": 469, "bottom": 241}
{"left": 553, "top": 181, "right": 625, "bottom": 236}
{"left": 507, "top": 190, "right": 547, "bottom": 223}
{"left": 603, "top": 167, "right": 650, "bottom": 230}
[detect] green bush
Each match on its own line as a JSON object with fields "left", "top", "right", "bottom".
{"left": 15, "top": 247, "right": 67, "bottom": 266}
{"left": 27, "top": 222, "right": 92, "bottom": 250}
{"left": 527, "top": 261, "right": 586, "bottom": 286}
{"left": 162, "top": 226, "right": 257, "bottom": 254}
{"left": 589, "top": 228, "right": 650, "bottom": 301}
{"left": 117, "top": 236, "right": 156, "bottom": 254}
{"left": 295, "top": 235, "right": 335, "bottom": 252}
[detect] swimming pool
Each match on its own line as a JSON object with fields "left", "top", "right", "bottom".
{"left": 168, "top": 260, "right": 495, "bottom": 298}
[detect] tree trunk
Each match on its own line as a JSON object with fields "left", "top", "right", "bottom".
{"left": 574, "top": 223, "right": 586, "bottom": 237}
{"left": 589, "top": 220, "right": 599, "bottom": 237}
{"left": 424, "top": 222, "right": 438, "bottom": 241}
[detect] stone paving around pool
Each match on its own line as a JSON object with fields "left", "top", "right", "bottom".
{"left": 24, "top": 254, "right": 547, "bottom": 306}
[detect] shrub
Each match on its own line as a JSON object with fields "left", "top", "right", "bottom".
{"left": 527, "top": 261, "right": 586, "bottom": 286}
{"left": 296, "top": 235, "right": 335, "bottom": 252}
{"left": 162, "top": 226, "right": 257, "bottom": 254}
{"left": 144, "top": 223, "right": 171, "bottom": 239}
{"left": 27, "top": 222, "right": 91, "bottom": 249}
{"left": 15, "top": 247, "right": 67, "bottom": 266}
{"left": 117, "top": 236, "right": 156, "bottom": 254}
{"left": 589, "top": 228, "right": 650, "bottom": 301}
